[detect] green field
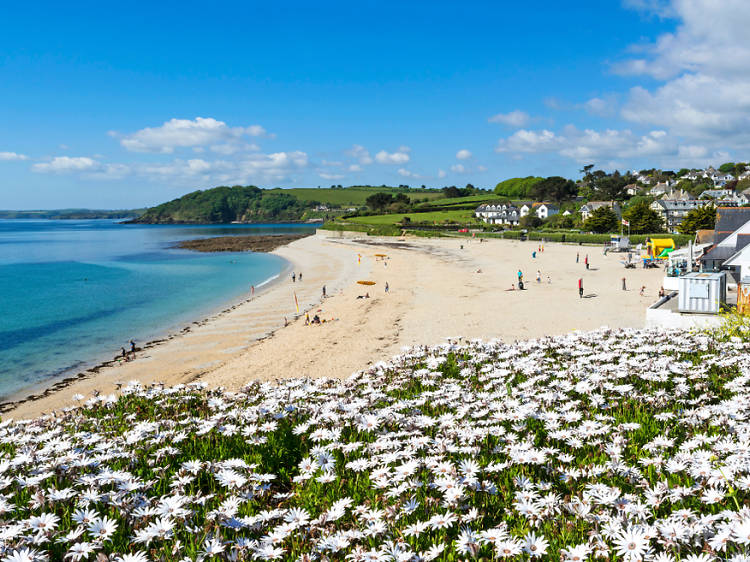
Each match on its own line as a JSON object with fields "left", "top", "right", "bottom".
{"left": 415, "top": 193, "right": 498, "bottom": 208}
{"left": 265, "top": 186, "right": 444, "bottom": 206}
{"left": 346, "top": 209, "right": 479, "bottom": 225}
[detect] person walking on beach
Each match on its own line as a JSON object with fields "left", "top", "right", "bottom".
{"left": 532, "top": 251, "right": 537, "bottom": 259}
{"left": 578, "top": 278, "right": 584, "bottom": 298}
{"left": 292, "top": 272, "right": 296, "bottom": 283}
{"left": 585, "top": 255, "right": 589, "bottom": 270}
{"left": 536, "top": 270, "right": 541, "bottom": 283}
{"left": 640, "top": 285, "right": 646, "bottom": 296}
{"left": 517, "top": 269, "right": 523, "bottom": 283}
{"left": 385, "top": 282, "right": 389, "bottom": 293}
{"left": 322, "top": 285, "right": 326, "bottom": 298}
{"left": 576, "top": 252, "right": 579, "bottom": 263}
{"left": 622, "top": 277, "right": 627, "bottom": 291}
{"left": 251, "top": 285, "right": 255, "bottom": 296}
{"left": 299, "top": 272, "right": 302, "bottom": 281}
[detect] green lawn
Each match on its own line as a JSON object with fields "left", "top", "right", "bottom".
{"left": 265, "top": 187, "right": 444, "bottom": 206}
{"left": 346, "top": 209, "right": 479, "bottom": 225}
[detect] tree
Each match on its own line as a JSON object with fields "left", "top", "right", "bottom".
{"left": 678, "top": 204, "right": 716, "bottom": 235}
{"left": 520, "top": 214, "right": 543, "bottom": 229}
{"left": 719, "top": 162, "right": 736, "bottom": 174}
{"left": 366, "top": 192, "right": 394, "bottom": 212}
{"left": 621, "top": 201, "right": 664, "bottom": 234}
{"left": 530, "top": 176, "right": 578, "bottom": 202}
{"left": 583, "top": 206, "right": 619, "bottom": 233}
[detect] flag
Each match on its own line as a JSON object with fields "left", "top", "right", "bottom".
{"left": 294, "top": 292, "right": 299, "bottom": 313}
{"left": 622, "top": 219, "right": 630, "bottom": 226}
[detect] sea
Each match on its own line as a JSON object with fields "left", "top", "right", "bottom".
{"left": 0, "top": 219, "right": 317, "bottom": 400}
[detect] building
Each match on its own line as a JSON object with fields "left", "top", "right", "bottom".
{"left": 474, "top": 203, "right": 521, "bottom": 226}
{"left": 579, "top": 201, "right": 621, "bottom": 222}
{"left": 700, "top": 207, "right": 750, "bottom": 277}
{"left": 649, "top": 199, "right": 706, "bottom": 233}
{"left": 534, "top": 203, "right": 559, "bottom": 220}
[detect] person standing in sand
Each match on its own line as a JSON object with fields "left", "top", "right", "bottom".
{"left": 299, "top": 272, "right": 302, "bottom": 281}
{"left": 579, "top": 278, "right": 584, "bottom": 298}
{"left": 585, "top": 255, "right": 589, "bottom": 270}
{"left": 292, "top": 272, "right": 296, "bottom": 283}
{"left": 385, "top": 282, "right": 389, "bottom": 293}
{"left": 576, "top": 252, "right": 579, "bottom": 263}
{"left": 536, "top": 270, "right": 541, "bottom": 283}
{"left": 322, "top": 285, "right": 326, "bottom": 298}
{"left": 622, "top": 277, "right": 626, "bottom": 291}
{"left": 251, "top": 285, "right": 255, "bottom": 296}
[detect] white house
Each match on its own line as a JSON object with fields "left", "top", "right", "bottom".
{"left": 724, "top": 244, "right": 750, "bottom": 280}
{"left": 474, "top": 203, "right": 521, "bottom": 226}
{"left": 518, "top": 202, "right": 532, "bottom": 217}
{"left": 534, "top": 203, "right": 559, "bottom": 220}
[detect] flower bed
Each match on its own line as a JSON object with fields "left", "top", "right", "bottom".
{"left": 2, "top": 326, "right": 750, "bottom": 561}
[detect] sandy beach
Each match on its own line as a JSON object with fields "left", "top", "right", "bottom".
{"left": 7, "top": 232, "right": 668, "bottom": 419}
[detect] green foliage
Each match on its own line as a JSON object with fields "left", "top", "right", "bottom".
{"left": 583, "top": 206, "right": 619, "bottom": 233}
{"left": 737, "top": 178, "right": 750, "bottom": 192}
{"left": 136, "top": 185, "right": 312, "bottom": 224}
{"left": 529, "top": 176, "right": 578, "bottom": 202}
{"left": 494, "top": 176, "right": 544, "bottom": 197}
{"left": 583, "top": 170, "right": 631, "bottom": 200}
{"left": 520, "top": 214, "right": 543, "bottom": 229}
{"left": 365, "top": 192, "right": 398, "bottom": 211}
{"left": 621, "top": 201, "right": 664, "bottom": 234}
{"left": 678, "top": 203, "right": 716, "bottom": 235}
{"left": 719, "top": 162, "right": 736, "bottom": 174}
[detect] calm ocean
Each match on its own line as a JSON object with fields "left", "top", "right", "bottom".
{"left": 0, "top": 220, "right": 316, "bottom": 399}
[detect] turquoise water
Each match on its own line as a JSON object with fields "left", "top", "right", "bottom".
{"left": 0, "top": 220, "right": 315, "bottom": 399}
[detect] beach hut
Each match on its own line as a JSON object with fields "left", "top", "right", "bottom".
{"left": 678, "top": 272, "right": 726, "bottom": 314}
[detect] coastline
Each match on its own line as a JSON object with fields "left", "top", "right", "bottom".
{"left": 6, "top": 233, "right": 668, "bottom": 420}
{"left": 0, "top": 253, "right": 296, "bottom": 412}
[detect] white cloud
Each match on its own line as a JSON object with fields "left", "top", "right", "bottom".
{"left": 456, "top": 149, "right": 472, "bottom": 160}
{"left": 119, "top": 117, "right": 269, "bottom": 153}
{"left": 450, "top": 164, "right": 467, "bottom": 173}
{"left": 319, "top": 172, "right": 344, "bottom": 180}
{"left": 437, "top": 169, "right": 447, "bottom": 179}
{"left": 346, "top": 144, "right": 373, "bottom": 165}
{"left": 622, "top": 0, "right": 675, "bottom": 18}
{"left": 615, "top": 0, "right": 750, "bottom": 155}
{"left": 348, "top": 164, "right": 362, "bottom": 172}
{"left": 488, "top": 110, "right": 530, "bottom": 127}
{"left": 398, "top": 168, "right": 420, "bottom": 178}
{"left": 495, "top": 125, "right": 683, "bottom": 165}
{"left": 32, "top": 156, "right": 131, "bottom": 179}
{"left": 33, "top": 156, "right": 99, "bottom": 173}
{"left": 583, "top": 96, "right": 619, "bottom": 117}
{"left": 477, "top": 165, "right": 488, "bottom": 172}
{"left": 245, "top": 125, "right": 268, "bottom": 137}
{"left": 209, "top": 143, "right": 259, "bottom": 155}
{"left": 375, "top": 147, "right": 410, "bottom": 164}
{"left": 0, "top": 151, "right": 28, "bottom": 161}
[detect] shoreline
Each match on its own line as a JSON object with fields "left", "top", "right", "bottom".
{"left": 5, "top": 234, "right": 668, "bottom": 420}
{"left": 0, "top": 253, "right": 296, "bottom": 412}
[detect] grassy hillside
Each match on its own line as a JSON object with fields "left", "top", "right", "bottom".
{"left": 266, "top": 186, "right": 444, "bottom": 206}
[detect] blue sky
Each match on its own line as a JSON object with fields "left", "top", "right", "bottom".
{"left": 1, "top": 0, "right": 748, "bottom": 208}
